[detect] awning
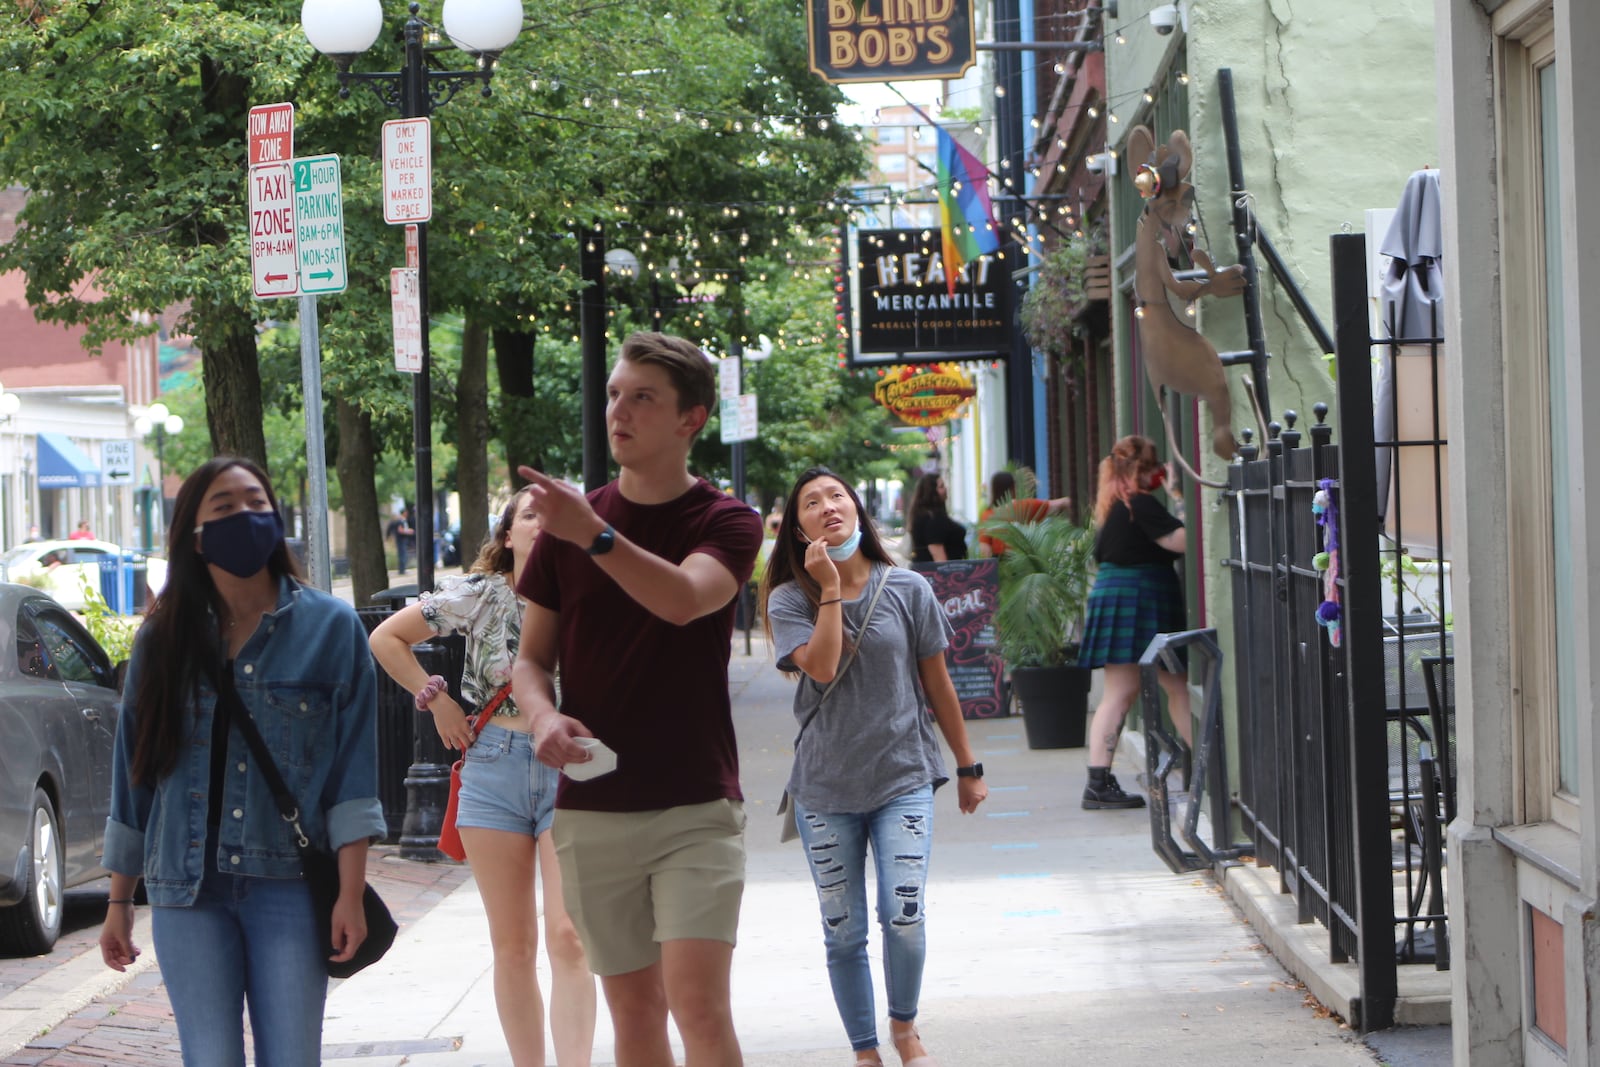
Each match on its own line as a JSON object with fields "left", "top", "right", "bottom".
{"left": 36, "top": 433, "right": 102, "bottom": 489}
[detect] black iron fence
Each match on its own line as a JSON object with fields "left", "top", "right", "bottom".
{"left": 1210, "top": 232, "right": 1453, "bottom": 1031}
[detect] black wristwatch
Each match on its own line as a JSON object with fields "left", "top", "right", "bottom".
{"left": 956, "top": 763, "right": 983, "bottom": 779}
{"left": 587, "top": 524, "right": 616, "bottom": 556}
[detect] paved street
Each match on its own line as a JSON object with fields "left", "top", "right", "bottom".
{"left": 0, "top": 619, "right": 1448, "bottom": 1065}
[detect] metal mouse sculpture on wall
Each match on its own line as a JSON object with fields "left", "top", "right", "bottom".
{"left": 1127, "top": 125, "right": 1248, "bottom": 468}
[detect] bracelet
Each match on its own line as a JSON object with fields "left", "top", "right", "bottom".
{"left": 818, "top": 597, "right": 842, "bottom": 606}
{"left": 414, "top": 674, "right": 448, "bottom": 712}
{"left": 108, "top": 899, "right": 134, "bottom": 905}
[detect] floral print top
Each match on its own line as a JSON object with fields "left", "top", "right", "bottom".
{"left": 419, "top": 572, "right": 523, "bottom": 717}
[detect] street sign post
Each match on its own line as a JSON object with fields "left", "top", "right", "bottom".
{"left": 719, "top": 394, "right": 758, "bottom": 444}
{"left": 718, "top": 356, "right": 741, "bottom": 401}
{"left": 247, "top": 103, "right": 294, "bottom": 165}
{"left": 382, "top": 118, "right": 432, "bottom": 224}
{"left": 293, "top": 154, "right": 347, "bottom": 295}
{"left": 737, "top": 393, "right": 758, "bottom": 440}
{"left": 390, "top": 268, "right": 423, "bottom": 373}
{"left": 249, "top": 162, "right": 298, "bottom": 298}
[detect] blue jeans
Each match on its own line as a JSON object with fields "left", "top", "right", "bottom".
{"left": 151, "top": 866, "right": 328, "bottom": 1067}
{"left": 794, "top": 785, "right": 934, "bottom": 1052}
{"left": 456, "top": 724, "right": 558, "bottom": 837}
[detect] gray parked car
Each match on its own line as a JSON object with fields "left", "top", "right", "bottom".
{"left": 0, "top": 584, "right": 122, "bottom": 954}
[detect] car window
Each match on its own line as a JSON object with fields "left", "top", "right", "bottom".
{"left": 0, "top": 547, "right": 34, "bottom": 567}
{"left": 69, "top": 547, "right": 110, "bottom": 563}
{"left": 14, "top": 614, "right": 51, "bottom": 681}
{"left": 31, "top": 609, "right": 112, "bottom": 689}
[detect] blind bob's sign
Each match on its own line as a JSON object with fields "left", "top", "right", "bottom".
{"left": 850, "top": 229, "right": 1010, "bottom": 364}
{"left": 808, "top": 0, "right": 976, "bottom": 84}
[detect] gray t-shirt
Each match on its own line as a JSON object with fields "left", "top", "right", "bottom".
{"left": 769, "top": 564, "right": 954, "bottom": 813}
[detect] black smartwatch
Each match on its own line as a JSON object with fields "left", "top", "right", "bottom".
{"left": 587, "top": 524, "right": 616, "bottom": 556}
{"left": 956, "top": 763, "right": 984, "bottom": 779}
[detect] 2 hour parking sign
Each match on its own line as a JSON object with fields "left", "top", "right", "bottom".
{"left": 294, "top": 154, "right": 347, "bottom": 295}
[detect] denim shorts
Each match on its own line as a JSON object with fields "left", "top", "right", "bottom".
{"left": 455, "top": 723, "right": 558, "bottom": 838}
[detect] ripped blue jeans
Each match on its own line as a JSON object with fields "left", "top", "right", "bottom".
{"left": 793, "top": 785, "right": 934, "bottom": 1052}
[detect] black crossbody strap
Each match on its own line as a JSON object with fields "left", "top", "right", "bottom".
{"left": 792, "top": 566, "right": 891, "bottom": 749}
{"left": 215, "top": 678, "right": 312, "bottom": 848}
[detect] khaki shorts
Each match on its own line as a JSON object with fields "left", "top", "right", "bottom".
{"left": 552, "top": 799, "right": 746, "bottom": 977}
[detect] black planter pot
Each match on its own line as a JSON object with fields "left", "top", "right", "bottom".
{"left": 1011, "top": 664, "right": 1092, "bottom": 749}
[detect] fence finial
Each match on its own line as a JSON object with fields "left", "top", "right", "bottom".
{"left": 1282, "top": 410, "right": 1302, "bottom": 449}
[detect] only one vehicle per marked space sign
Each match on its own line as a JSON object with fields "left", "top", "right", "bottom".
{"left": 294, "top": 154, "right": 347, "bottom": 295}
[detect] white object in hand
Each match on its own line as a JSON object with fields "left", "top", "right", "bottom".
{"left": 563, "top": 737, "right": 618, "bottom": 781}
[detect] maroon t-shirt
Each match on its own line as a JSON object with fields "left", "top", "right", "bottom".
{"left": 517, "top": 478, "right": 762, "bottom": 812}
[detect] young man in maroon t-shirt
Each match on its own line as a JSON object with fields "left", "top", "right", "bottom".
{"left": 512, "top": 332, "right": 761, "bottom": 1067}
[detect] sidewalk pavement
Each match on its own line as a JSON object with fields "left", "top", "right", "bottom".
{"left": 0, "top": 628, "right": 1451, "bottom": 1065}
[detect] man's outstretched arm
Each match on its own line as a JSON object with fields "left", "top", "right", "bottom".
{"left": 519, "top": 466, "right": 750, "bottom": 625}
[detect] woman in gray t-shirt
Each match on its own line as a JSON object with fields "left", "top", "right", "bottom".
{"left": 760, "top": 467, "right": 988, "bottom": 1067}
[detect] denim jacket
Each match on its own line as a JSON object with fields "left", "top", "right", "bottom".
{"left": 102, "top": 577, "right": 387, "bottom": 906}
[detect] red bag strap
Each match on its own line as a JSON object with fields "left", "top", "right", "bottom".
{"left": 468, "top": 683, "right": 513, "bottom": 740}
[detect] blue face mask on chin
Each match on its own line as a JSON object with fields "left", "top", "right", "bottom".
{"left": 825, "top": 522, "right": 863, "bottom": 562}
{"left": 196, "top": 509, "right": 285, "bottom": 578}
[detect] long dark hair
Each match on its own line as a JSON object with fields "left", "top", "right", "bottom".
{"left": 759, "top": 466, "right": 896, "bottom": 640}
{"left": 130, "top": 456, "right": 302, "bottom": 785}
{"left": 905, "top": 472, "right": 948, "bottom": 533}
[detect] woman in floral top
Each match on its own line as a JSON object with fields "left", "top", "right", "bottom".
{"left": 371, "top": 488, "right": 595, "bottom": 1067}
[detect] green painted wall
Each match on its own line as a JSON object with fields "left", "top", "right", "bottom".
{"left": 1098, "top": 0, "right": 1437, "bottom": 774}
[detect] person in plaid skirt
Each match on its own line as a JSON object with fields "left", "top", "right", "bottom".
{"left": 1077, "top": 435, "right": 1191, "bottom": 809}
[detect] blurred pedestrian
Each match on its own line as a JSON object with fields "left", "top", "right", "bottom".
{"left": 69, "top": 518, "right": 94, "bottom": 540}
{"left": 370, "top": 488, "right": 595, "bottom": 1067}
{"left": 761, "top": 466, "right": 988, "bottom": 1067}
{"left": 1078, "top": 435, "right": 1190, "bottom": 810}
{"left": 976, "top": 469, "right": 1071, "bottom": 557}
{"left": 97, "top": 456, "right": 384, "bottom": 1067}
{"left": 385, "top": 507, "right": 415, "bottom": 575}
{"left": 905, "top": 473, "right": 967, "bottom": 563}
{"left": 512, "top": 332, "right": 762, "bottom": 1067}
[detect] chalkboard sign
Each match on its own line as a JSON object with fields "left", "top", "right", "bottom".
{"left": 914, "top": 559, "right": 1007, "bottom": 719}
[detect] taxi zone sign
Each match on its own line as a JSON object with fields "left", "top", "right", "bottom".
{"left": 250, "top": 162, "right": 298, "bottom": 298}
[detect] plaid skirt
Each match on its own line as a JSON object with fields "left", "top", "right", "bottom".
{"left": 1077, "top": 562, "right": 1186, "bottom": 669}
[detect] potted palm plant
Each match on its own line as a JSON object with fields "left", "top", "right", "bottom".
{"left": 983, "top": 495, "right": 1098, "bottom": 749}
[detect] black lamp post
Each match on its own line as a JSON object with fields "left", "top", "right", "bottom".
{"left": 303, "top": 0, "right": 521, "bottom": 860}
{"left": 134, "top": 403, "right": 185, "bottom": 529}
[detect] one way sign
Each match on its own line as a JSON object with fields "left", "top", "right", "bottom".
{"left": 101, "top": 439, "right": 134, "bottom": 483}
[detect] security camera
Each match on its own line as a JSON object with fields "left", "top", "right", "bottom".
{"left": 1084, "top": 151, "right": 1117, "bottom": 176}
{"left": 1150, "top": 3, "right": 1181, "bottom": 35}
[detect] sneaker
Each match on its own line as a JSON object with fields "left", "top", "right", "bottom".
{"left": 1083, "top": 772, "right": 1147, "bottom": 810}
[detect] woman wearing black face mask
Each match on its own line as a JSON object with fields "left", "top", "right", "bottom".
{"left": 97, "top": 457, "right": 385, "bottom": 1067}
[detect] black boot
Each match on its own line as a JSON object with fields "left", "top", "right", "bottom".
{"left": 1083, "top": 767, "right": 1146, "bottom": 810}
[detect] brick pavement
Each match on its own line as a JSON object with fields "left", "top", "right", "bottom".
{"left": 0, "top": 847, "right": 471, "bottom": 1066}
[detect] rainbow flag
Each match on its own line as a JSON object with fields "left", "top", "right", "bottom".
{"left": 935, "top": 125, "right": 1000, "bottom": 295}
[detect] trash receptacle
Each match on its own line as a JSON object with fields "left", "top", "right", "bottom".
{"left": 126, "top": 556, "right": 148, "bottom": 614}
{"left": 97, "top": 556, "right": 123, "bottom": 614}
{"left": 357, "top": 599, "right": 464, "bottom": 850}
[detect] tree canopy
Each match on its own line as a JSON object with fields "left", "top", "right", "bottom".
{"left": 0, "top": 0, "right": 920, "bottom": 584}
